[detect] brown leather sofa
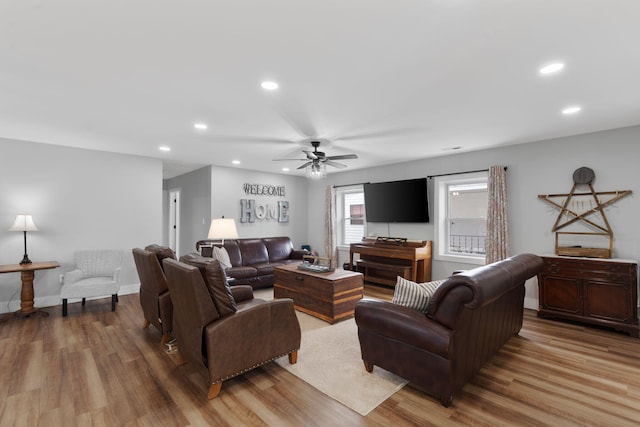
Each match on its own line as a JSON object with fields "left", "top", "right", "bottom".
{"left": 355, "top": 253, "right": 543, "bottom": 406}
{"left": 132, "top": 245, "right": 176, "bottom": 344}
{"left": 162, "top": 257, "right": 301, "bottom": 399}
{"left": 191, "top": 236, "right": 309, "bottom": 289}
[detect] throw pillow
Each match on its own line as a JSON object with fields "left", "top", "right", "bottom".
{"left": 213, "top": 246, "right": 232, "bottom": 270}
{"left": 391, "top": 276, "right": 445, "bottom": 313}
{"left": 204, "top": 260, "right": 237, "bottom": 316}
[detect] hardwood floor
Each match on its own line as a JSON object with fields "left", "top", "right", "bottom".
{"left": 1, "top": 284, "right": 639, "bottom": 426}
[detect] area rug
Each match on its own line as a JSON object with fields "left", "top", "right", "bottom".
{"left": 268, "top": 294, "right": 408, "bottom": 416}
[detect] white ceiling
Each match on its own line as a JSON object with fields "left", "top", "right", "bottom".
{"left": 2, "top": 1, "right": 640, "bottom": 179}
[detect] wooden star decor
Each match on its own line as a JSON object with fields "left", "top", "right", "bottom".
{"left": 537, "top": 167, "right": 631, "bottom": 258}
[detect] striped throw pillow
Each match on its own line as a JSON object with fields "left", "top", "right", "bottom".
{"left": 391, "top": 276, "right": 445, "bottom": 313}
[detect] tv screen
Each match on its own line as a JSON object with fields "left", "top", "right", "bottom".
{"left": 363, "top": 178, "right": 429, "bottom": 223}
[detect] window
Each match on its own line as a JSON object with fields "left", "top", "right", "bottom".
{"left": 434, "top": 172, "right": 488, "bottom": 264}
{"left": 337, "top": 186, "right": 365, "bottom": 247}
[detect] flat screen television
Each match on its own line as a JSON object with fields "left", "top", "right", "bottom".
{"left": 363, "top": 178, "right": 429, "bottom": 223}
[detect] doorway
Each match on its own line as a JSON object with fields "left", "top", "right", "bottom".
{"left": 169, "top": 188, "right": 181, "bottom": 256}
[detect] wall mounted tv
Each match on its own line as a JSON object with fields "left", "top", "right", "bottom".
{"left": 363, "top": 178, "right": 429, "bottom": 223}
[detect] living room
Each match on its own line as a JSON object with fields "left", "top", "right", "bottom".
{"left": 1, "top": 2, "right": 640, "bottom": 425}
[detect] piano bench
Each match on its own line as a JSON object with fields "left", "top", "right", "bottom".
{"left": 356, "top": 260, "right": 412, "bottom": 286}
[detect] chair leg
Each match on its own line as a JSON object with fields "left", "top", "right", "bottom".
{"left": 208, "top": 383, "right": 222, "bottom": 399}
{"left": 288, "top": 350, "right": 298, "bottom": 364}
{"left": 363, "top": 361, "right": 374, "bottom": 373}
{"left": 143, "top": 319, "right": 150, "bottom": 329}
{"left": 62, "top": 299, "right": 68, "bottom": 317}
{"left": 82, "top": 298, "right": 86, "bottom": 306}
{"left": 111, "top": 295, "right": 117, "bottom": 312}
{"left": 160, "top": 332, "right": 171, "bottom": 345}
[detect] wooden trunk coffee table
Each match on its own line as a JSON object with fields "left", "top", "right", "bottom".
{"left": 274, "top": 263, "right": 364, "bottom": 324}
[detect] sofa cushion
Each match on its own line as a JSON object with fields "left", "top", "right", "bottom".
{"left": 226, "top": 265, "right": 258, "bottom": 279}
{"left": 392, "top": 276, "right": 445, "bottom": 313}
{"left": 204, "top": 260, "right": 237, "bottom": 316}
{"left": 263, "top": 237, "right": 294, "bottom": 262}
{"left": 238, "top": 239, "right": 269, "bottom": 265}
{"left": 253, "top": 262, "right": 283, "bottom": 276}
{"left": 212, "top": 246, "right": 232, "bottom": 270}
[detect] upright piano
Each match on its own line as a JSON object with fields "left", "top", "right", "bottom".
{"left": 349, "top": 238, "right": 432, "bottom": 286}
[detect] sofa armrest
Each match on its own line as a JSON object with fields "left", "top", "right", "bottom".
{"left": 290, "top": 249, "right": 310, "bottom": 260}
{"left": 355, "top": 298, "right": 452, "bottom": 358}
{"left": 230, "top": 285, "right": 254, "bottom": 303}
{"left": 62, "top": 269, "right": 84, "bottom": 285}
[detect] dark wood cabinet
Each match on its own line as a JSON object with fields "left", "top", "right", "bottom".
{"left": 537, "top": 256, "right": 639, "bottom": 337}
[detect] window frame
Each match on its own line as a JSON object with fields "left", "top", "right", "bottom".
{"left": 433, "top": 172, "right": 488, "bottom": 265}
{"left": 336, "top": 185, "right": 366, "bottom": 250}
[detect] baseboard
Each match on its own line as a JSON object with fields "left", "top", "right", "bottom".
{"left": 0, "top": 283, "right": 140, "bottom": 314}
{"left": 524, "top": 296, "right": 538, "bottom": 311}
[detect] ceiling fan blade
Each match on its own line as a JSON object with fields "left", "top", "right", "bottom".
{"left": 302, "top": 150, "right": 318, "bottom": 160}
{"left": 273, "top": 158, "right": 308, "bottom": 161}
{"left": 297, "top": 161, "right": 313, "bottom": 170}
{"left": 325, "top": 160, "right": 348, "bottom": 169}
{"left": 268, "top": 94, "right": 317, "bottom": 139}
{"left": 204, "top": 135, "right": 294, "bottom": 144}
{"left": 333, "top": 126, "right": 426, "bottom": 142}
{"left": 326, "top": 154, "right": 358, "bottom": 160}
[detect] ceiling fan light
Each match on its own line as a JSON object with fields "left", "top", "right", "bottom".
{"left": 306, "top": 163, "right": 326, "bottom": 179}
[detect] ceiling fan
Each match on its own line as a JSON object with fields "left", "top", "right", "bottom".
{"left": 274, "top": 140, "right": 358, "bottom": 171}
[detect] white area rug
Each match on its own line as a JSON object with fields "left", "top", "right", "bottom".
{"left": 255, "top": 289, "right": 408, "bottom": 416}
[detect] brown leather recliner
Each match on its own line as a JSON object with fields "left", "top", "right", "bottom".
{"left": 162, "top": 257, "right": 301, "bottom": 399}
{"left": 355, "top": 253, "right": 543, "bottom": 407}
{"left": 132, "top": 245, "right": 175, "bottom": 344}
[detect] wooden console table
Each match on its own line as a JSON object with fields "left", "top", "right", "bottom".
{"left": 349, "top": 239, "right": 432, "bottom": 286}
{"left": 0, "top": 261, "right": 59, "bottom": 321}
{"left": 537, "top": 255, "right": 639, "bottom": 337}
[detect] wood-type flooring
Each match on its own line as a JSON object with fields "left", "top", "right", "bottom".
{"left": 1, "top": 283, "right": 639, "bottom": 426}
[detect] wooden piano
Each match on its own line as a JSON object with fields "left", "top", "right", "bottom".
{"left": 349, "top": 238, "right": 432, "bottom": 286}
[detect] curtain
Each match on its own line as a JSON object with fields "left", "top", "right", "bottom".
{"left": 485, "top": 165, "right": 509, "bottom": 264}
{"left": 324, "top": 185, "right": 338, "bottom": 267}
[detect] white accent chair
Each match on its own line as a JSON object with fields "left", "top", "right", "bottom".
{"left": 60, "top": 250, "right": 123, "bottom": 316}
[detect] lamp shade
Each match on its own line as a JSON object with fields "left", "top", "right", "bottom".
{"left": 8, "top": 214, "right": 39, "bottom": 232}
{"left": 207, "top": 218, "right": 239, "bottom": 240}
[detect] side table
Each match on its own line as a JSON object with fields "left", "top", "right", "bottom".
{"left": 0, "top": 261, "right": 60, "bottom": 322}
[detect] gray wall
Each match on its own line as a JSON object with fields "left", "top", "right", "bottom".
{"left": 164, "top": 166, "right": 212, "bottom": 257}
{"left": 211, "top": 166, "right": 309, "bottom": 248}
{"left": 0, "top": 138, "right": 162, "bottom": 313}
{"left": 307, "top": 125, "right": 640, "bottom": 308}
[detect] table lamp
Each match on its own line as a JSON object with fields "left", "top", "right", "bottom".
{"left": 9, "top": 214, "right": 39, "bottom": 265}
{"left": 208, "top": 217, "right": 238, "bottom": 245}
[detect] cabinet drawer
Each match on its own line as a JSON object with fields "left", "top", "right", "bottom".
{"left": 542, "top": 259, "right": 635, "bottom": 282}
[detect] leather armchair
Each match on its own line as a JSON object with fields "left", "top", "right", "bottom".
{"left": 162, "top": 257, "right": 301, "bottom": 399}
{"left": 132, "top": 245, "right": 175, "bottom": 344}
{"left": 355, "top": 253, "right": 543, "bottom": 406}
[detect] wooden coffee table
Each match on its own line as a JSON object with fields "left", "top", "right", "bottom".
{"left": 274, "top": 263, "right": 364, "bottom": 324}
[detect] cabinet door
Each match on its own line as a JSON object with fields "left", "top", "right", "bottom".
{"left": 583, "top": 280, "right": 632, "bottom": 322}
{"left": 541, "top": 276, "right": 581, "bottom": 314}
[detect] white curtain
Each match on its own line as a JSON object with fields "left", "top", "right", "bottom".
{"left": 324, "top": 185, "right": 338, "bottom": 267}
{"left": 485, "top": 165, "right": 509, "bottom": 264}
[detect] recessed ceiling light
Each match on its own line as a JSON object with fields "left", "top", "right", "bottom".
{"left": 562, "top": 106, "right": 582, "bottom": 115}
{"left": 159, "top": 146, "right": 171, "bottom": 152}
{"left": 540, "top": 62, "right": 565, "bottom": 75}
{"left": 232, "top": 160, "right": 241, "bottom": 165}
{"left": 194, "top": 123, "right": 208, "bottom": 130}
{"left": 282, "top": 167, "right": 290, "bottom": 172}
{"left": 261, "top": 81, "right": 279, "bottom": 90}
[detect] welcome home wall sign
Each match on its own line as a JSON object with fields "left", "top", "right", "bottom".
{"left": 240, "top": 182, "right": 289, "bottom": 223}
